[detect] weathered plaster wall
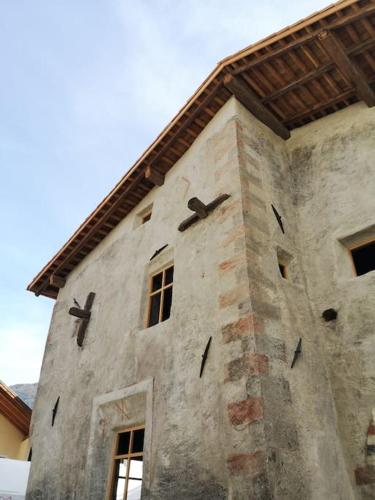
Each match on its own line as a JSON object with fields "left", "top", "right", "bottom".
{"left": 288, "top": 102, "right": 375, "bottom": 499}
{"left": 27, "top": 98, "right": 245, "bottom": 500}
{"left": 27, "top": 97, "right": 374, "bottom": 500}
{"left": 220, "top": 103, "right": 354, "bottom": 500}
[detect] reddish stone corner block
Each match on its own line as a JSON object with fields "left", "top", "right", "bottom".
{"left": 222, "top": 314, "right": 264, "bottom": 343}
{"left": 228, "top": 397, "right": 263, "bottom": 426}
{"left": 219, "top": 253, "right": 246, "bottom": 272}
{"left": 217, "top": 200, "right": 241, "bottom": 222}
{"left": 225, "top": 353, "right": 269, "bottom": 382}
{"left": 355, "top": 466, "right": 375, "bottom": 485}
{"left": 227, "top": 450, "right": 265, "bottom": 477}
{"left": 219, "top": 285, "right": 249, "bottom": 309}
{"left": 221, "top": 224, "right": 246, "bottom": 248}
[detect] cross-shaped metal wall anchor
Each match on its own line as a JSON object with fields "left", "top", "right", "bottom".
{"left": 178, "top": 194, "right": 230, "bottom": 232}
{"left": 69, "top": 292, "right": 96, "bottom": 347}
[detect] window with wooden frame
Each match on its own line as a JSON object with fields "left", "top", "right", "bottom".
{"left": 349, "top": 240, "right": 375, "bottom": 276}
{"left": 108, "top": 426, "right": 145, "bottom": 500}
{"left": 147, "top": 265, "right": 174, "bottom": 327}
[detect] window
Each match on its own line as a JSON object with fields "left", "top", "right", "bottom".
{"left": 141, "top": 211, "right": 152, "bottom": 225}
{"left": 134, "top": 204, "right": 153, "bottom": 228}
{"left": 109, "top": 426, "right": 144, "bottom": 500}
{"left": 278, "top": 263, "right": 287, "bottom": 279}
{"left": 147, "top": 265, "right": 174, "bottom": 327}
{"left": 277, "top": 247, "right": 291, "bottom": 280}
{"left": 350, "top": 240, "right": 375, "bottom": 276}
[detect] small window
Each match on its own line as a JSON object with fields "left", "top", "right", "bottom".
{"left": 141, "top": 211, "right": 152, "bottom": 224}
{"left": 279, "top": 263, "right": 287, "bottom": 279}
{"left": 135, "top": 204, "right": 153, "bottom": 228}
{"left": 277, "top": 247, "right": 291, "bottom": 280}
{"left": 350, "top": 241, "right": 375, "bottom": 276}
{"left": 109, "top": 426, "right": 144, "bottom": 500}
{"left": 147, "top": 265, "right": 174, "bottom": 327}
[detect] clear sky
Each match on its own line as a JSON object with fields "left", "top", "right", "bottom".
{"left": 0, "top": 0, "right": 330, "bottom": 386}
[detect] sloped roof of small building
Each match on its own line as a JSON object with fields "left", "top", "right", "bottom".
{"left": 0, "top": 381, "right": 31, "bottom": 436}
{"left": 28, "top": 0, "right": 375, "bottom": 298}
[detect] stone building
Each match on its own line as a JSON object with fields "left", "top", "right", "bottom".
{"left": 26, "top": 1, "right": 375, "bottom": 498}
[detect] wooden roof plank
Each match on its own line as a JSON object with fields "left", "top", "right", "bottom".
{"left": 231, "top": 3, "right": 375, "bottom": 75}
{"left": 318, "top": 29, "right": 375, "bottom": 106}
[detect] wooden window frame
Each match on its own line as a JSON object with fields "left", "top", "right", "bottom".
{"left": 146, "top": 265, "right": 174, "bottom": 328}
{"left": 107, "top": 425, "right": 145, "bottom": 500}
{"left": 347, "top": 238, "right": 375, "bottom": 277}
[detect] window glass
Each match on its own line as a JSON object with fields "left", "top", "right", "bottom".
{"left": 162, "top": 287, "right": 173, "bottom": 321}
{"left": 117, "top": 432, "right": 130, "bottom": 455}
{"left": 151, "top": 272, "right": 163, "bottom": 292}
{"left": 165, "top": 266, "right": 174, "bottom": 285}
{"left": 149, "top": 293, "right": 161, "bottom": 326}
{"left": 132, "top": 429, "right": 145, "bottom": 454}
{"left": 128, "top": 459, "right": 143, "bottom": 500}
{"left": 112, "top": 459, "right": 127, "bottom": 500}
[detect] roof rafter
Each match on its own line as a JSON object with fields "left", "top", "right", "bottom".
{"left": 318, "top": 29, "right": 375, "bottom": 106}
{"left": 230, "top": 3, "right": 375, "bottom": 75}
{"left": 223, "top": 74, "right": 291, "bottom": 139}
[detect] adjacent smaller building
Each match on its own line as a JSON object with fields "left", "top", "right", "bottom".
{"left": 0, "top": 380, "right": 31, "bottom": 460}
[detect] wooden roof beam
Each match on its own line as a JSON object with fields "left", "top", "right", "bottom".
{"left": 223, "top": 74, "right": 290, "bottom": 140}
{"left": 49, "top": 274, "right": 66, "bottom": 289}
{"left": 145, "top": 165, "right": 165, "bottom": 186}
{"left": 263, "top": 37, "right": 375, "bottom": 104}
{"left": 318, "top": 30, "right": 375, "bottom": 107}
{"left": 231, "top": 4, "right": 375, "bottom": 75}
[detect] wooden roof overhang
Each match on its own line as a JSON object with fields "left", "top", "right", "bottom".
{"left": 28, "top": 0, "right": 375, "bottom": 299}
{"left": 0, "top": 382, "right": 31, "bottom": 436}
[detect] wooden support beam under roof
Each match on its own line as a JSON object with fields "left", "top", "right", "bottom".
{"left": 318, "top": 30, "right": 375, "bottom": 107}
{"left": 49, "top": 274, "right": 66, "bottom": 289}
{"left": 223, "top": 73, "right": 290, "bottom": 140}
{"left": 145, "top": 165, "right": 165, "bottom": 186}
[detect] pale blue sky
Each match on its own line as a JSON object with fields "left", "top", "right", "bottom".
{"left": 0, "top": 0, "right": 329, "bottom": 385}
